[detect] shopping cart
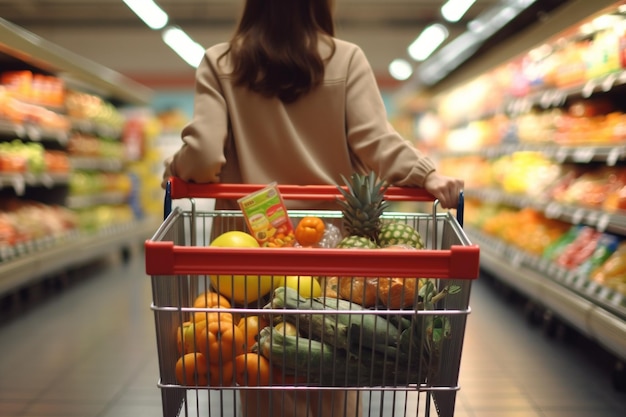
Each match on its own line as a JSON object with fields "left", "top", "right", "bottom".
{"left": 145, "top": 177, "right": 479, "bottom": 417}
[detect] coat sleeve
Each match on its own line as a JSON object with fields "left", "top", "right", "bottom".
{"left": 167, "top": 51, "right": 229, "bottom": 184}
{"left": 344, "top": 46, "right": 436, "bottom": 187}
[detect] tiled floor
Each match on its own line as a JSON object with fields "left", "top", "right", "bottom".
{"left": 0, "top": 249, "right": 625, "bottom": 417}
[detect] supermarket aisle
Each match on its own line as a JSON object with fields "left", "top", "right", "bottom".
{"left": 0, "top": 252, "right": 625, "bottom": 417}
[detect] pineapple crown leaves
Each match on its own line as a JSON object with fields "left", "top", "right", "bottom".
{"left": 335, "top": 172, "right": 390, "bottom": 213}
{"left": 335, "top": 172, "right": 390, "bottom": 242}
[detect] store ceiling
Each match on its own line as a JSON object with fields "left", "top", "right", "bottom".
{"left": 0, "top": 0, "right": 575, "bottom": 91}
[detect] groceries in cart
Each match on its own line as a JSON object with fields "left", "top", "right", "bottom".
{"left": 168, "top": 172, "right": 463, "bottom": 388}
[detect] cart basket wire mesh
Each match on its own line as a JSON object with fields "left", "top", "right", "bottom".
{"left": 145, "top": 178, "right": 479, "bottom": 417}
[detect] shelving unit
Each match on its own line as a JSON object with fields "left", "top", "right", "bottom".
{"left": 400, "top": 1, "right": 626, "bottom": 384}
{"left": 0, "top": 18, "right": 159, "bottom": 298}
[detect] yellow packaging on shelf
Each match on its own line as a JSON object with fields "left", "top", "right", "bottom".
{"left": 237, "top": 182, "right": 295, "bottom": 247}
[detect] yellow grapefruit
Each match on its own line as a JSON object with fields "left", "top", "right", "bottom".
{"left": 209, "top": 231, "right": 274, "bottom": 304}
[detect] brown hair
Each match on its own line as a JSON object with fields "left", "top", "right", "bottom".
{"left": 223, "top": 0, "right": 336, "bottom": 103}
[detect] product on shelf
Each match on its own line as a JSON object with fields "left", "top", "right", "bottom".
{"left": 590, "top": 241, "right": 626, "bottom": 295}
{"left": 0, "top": 140, "right": 45, "bottom": 173}
{"left": 1, "top": 70, "right": 65, "bottom": 107}
{"left": 548, "top": 166, "right": 626, "bottom": 211}
{"left": 0, "top": 198, "right": 78, "bottom": 250}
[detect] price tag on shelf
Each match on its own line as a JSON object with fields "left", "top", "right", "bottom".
{"left": 553, "top": 267, "right": 563, "bottom": 282}
{"left": 596, "top": 213, "right": 611, "bottom": 233}
{"left": 510, "top": 251, "right": 524, "bottom": 268}
{"left": 574, "top": 275, "right": 587, "bottom": 289}
{"left": 606, "top": 147, "right": 622, "bottom": 167}
{"left": 581, "top": 79, "right": 597, "bottom": 97}
{"left": 15, "top": 242, "right": 27, "bottom": 256}
{"left": 571, "top": 208, "right": 585, "bottom": 224}
{"left": 555, "top": 147, "right": 569, "bottom": 163}
{"left": 56, "top": 130, "right": 69, "bottom": 145}
{"left": 40, "top": 174, "right": 54, "bottom": 188}
{"left": 545, "top": 202, "right": 563, "bottom": 219}
{"left": 547, "top": 263, "right": 558, "bottom": 276}
{"left": 494, "top": 240, "right": 506, "bottom": 256}
{"left": 565, "top": 270, "right": 578, "bottom": 285}
{"left": 597, "top": 286, "right": 612, "bottom": 300}
{"left": 25, "top": 124, "right": 42, "bottom": 142}
{"left": 586, "top": 211, "right": 600, "bottom": 226}
{"left": 10, "top": 174, "right": 25, "bottom": 196}
{"left": 609, "top": 292, "right": 623, "bottom": 307}
{"left": 539, "top": 91, "right": 553, "bottom": 108}
{"left": 0, "top": 245, "right": 15, "bottom": 261}
{"left": 572, "top": 147, "right": 595, "bottom": 163}
{"left": 585, "top": 281, "right": 598, "bottom": 295}
{"left": 14, "top": 123, "right": 26, "bottom": 138}
{"left": 601, "top": 73, "right": 618, "bottom": 92}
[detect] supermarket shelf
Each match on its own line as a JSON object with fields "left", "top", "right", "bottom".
{"left": 465, "top": 188, "right": 626, "bottom": 235}
{"left": 468, "top": 228, "right": 626, "bottom": 361}
{"left": 437, "top": 144, "right": 626, "bottom": 166}
{"left": 66, "top": 192, "right": 129, "bottom": 209}
{"left": 69, "top": 156, "right": 125, "bottom": 172}
{"left": 507, "top": 69, "right": 626, "bottom": 114}
{"left": 0, "top": 216, "right": 159, "bottom": 297}
{"left": 0, "top": 172, "right": 70, "bottom": 195}
{"left": 0, "top": 119, "right": 70, "bottom": 144}
{"left": 0, "top": 17, "right": 152, "bottom": 105}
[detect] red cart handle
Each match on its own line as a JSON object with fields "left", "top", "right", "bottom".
{"left": 164, "top": 177, "right": 464, "bottom": 225}
{"left": 167, "top": 177, "right": 439, "bottom": 201}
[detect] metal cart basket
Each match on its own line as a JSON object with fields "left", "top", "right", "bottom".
{"left": 145, "top": 178, "right": 479, "bottom": 417}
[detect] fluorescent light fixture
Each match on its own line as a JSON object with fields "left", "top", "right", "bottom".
{"left": 389, "top": 59, "right": 413, "bottom": 81}
{"left": 512, "top": 0, "right": 537, "bottom": 8}
{"left": 441, "top": 0, "right": 476, "bottom": 23}
{"left": 162, "top": 26, "right": 205, "bottom": 68}
{"left": 408, "top": 23, "right": 449, "bottom": 62}
{"left": 123, "top": 0, "right": 168, "bottom": 30}
{"left": 418, "top": 31, "right": 481, "bottom": 85}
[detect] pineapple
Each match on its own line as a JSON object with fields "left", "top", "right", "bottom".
{"left": 336, "top": 172, "right": 424, "bottom": 249}
{"left": 337, "top": 235, "right": 378, "bottom": 249}
{"left": 378, "top": 221, "right": 424, "bottom": 249}
{"left": 335, "top": 171, "right": 425, "bottom": 309}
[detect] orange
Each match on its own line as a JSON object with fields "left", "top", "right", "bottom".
{"left": 193, "top": 310, "right": 234, "bottom": 324}
{"left": 237, "top": 315, "right": 269, "bottom": 352}
{"left": 209, "top": 360, "right": 234, "bottom": 387}
{"left": 234, "top": 353, "right": 271, "bottom": 386}
{"left": 193, "top": 291, "right": 232, "bottom": 309}
{"left": 199, "top": 320, "right": 246, "bottom": 364}
{"left": 175, "top": 352, "right": 209, "bottom": 386}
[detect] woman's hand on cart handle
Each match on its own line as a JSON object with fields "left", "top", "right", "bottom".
{"left": 423, "top": 172, "right": 464, "bottom": 210}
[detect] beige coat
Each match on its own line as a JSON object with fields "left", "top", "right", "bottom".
{"left": 165, "top": 37, "right": 435, "bottom": 210}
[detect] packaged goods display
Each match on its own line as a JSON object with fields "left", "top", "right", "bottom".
{"left": 0, "top": 23, "right": 158, "bottom": 298}
{"left": 413, "top": 2, "right": 626, "bottom": 367}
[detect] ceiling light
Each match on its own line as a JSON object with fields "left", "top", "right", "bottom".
{"left": 441, "top": 0, "right": 477, "bottom": 23}
{"left": 162, "top": 26, "right": 205, "bottom": 68}
{"left": 389, "top": 59, "right": 413, "bottom": 81}
{"left": 408, "top": 24, "right": 449, "bottom": 62}
{"left": 123, "top": 0, "right": 168, "bottom": 30}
